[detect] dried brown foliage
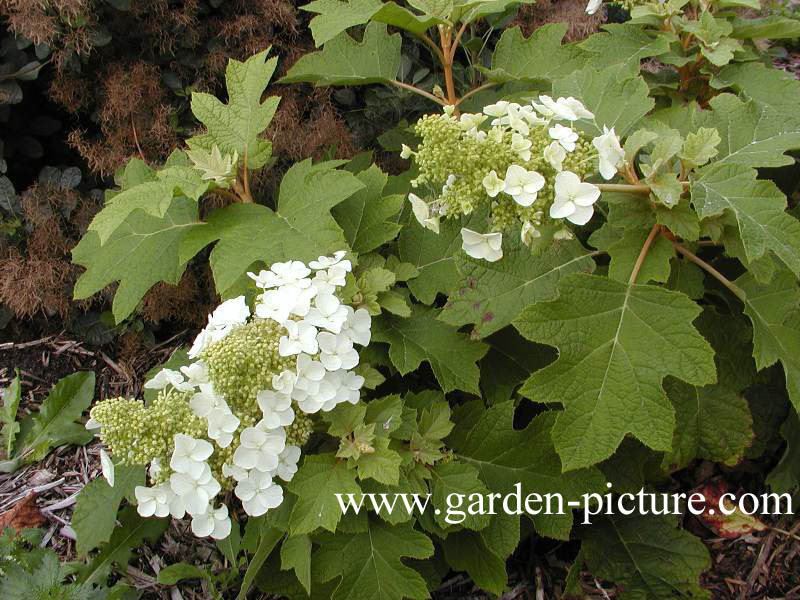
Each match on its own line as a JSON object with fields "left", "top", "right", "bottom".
{"left": 512, "top": 0, "right": 606, "bottom": 41}
{"left": 138, "top": 265, "right": 215, "bottom": 327}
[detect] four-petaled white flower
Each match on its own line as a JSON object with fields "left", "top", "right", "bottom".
{"left": 550, "top": 171, "right": 601, "bottom": 226}
{"left": 279, "top": 320, "right": 318, "bottom": 356}
{"left": 272, "top": 370, "right": 296, "bottom": 395}
{"left": 460, "top": 228, "right": 503, "bottom": 262}
{"left": 170, "top": 434, "right": 214, "bottom": 478}
{"left": 135, "top": 484, "right": 172, "bottom": 518}
{"left": 544, "top": 141, "right": 567, "bottom": 172}
{"left": 503, "top": 165, "right": 545, "bottom": 207}
{"left": 144, "top": 369, "right": 193, "bottom": 392}
{"left": 276, "top": 446, "right": 301, "bottom": 482}
{"left": 100, "top": 449, "right": 114, "bottom": 487}
{"left": 549, "top": 124, "right": 579, "bottom": 152}
{"left": 459, "top": 112, "right": 487, "bottom": 133}
{"left": 191, "top": 504, "right": 232, "bottom": 539}
{"left": 341, "top": 307, "right": 371, "bottom": 346}
{"left": 310, "top": 251, "right": 351, "bottom": 272}
{"left": 190, "top": 383, "right": 222, "bottom": 418}
{"left": 180, "top": 362, "right": 209, "bottom": 386}
{"left": 170, "top": 463, "right": 220, "bottom": 515}
{"left": 206, "top": 402, "right": 240, "bottom": 448}
{"left": 233, "top": 426, "right": 286, "bottom": 472}
{"left": 257, "top": 390, "right": 294, "bottom": 430}
{"left": 249, "top": 260, "right": 311, "bottom": 289}
{"left": 235, "top": 470, "right": 283, "bottom": 517}
{"left": 586, "top": 0, "right": 602, "bottom": 14}
{"left": 317, "top": 331, "right": 359, "bottom": 371}
{"left": 482, "top": 170, "right": 504, "bottom": 198}
{"left": 305, "top": 294, "right": 348, "bottom": 334}
{"left": 511, "top": 132, "right": 533, "bottom": 161}
{"left": 505, "top": 104, "right": 530, "bottom": 136}
{"left": 483, "top": 100, "right": 514, "bottom": 118}
{"left": 592, "top": 126, "right": 625, "bottom": 180}
{"left": 535, "top": 96, "right": 594, "bottom": 121}
{"left": 408, "top": 193, "right": 440, "bottom": 234}
{"left": 319, "top": 370, "right": 364, "bottom": 412}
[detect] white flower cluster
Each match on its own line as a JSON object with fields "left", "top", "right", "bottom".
{"left": 102, "top": 251, "right": 371, "bottom": 540}
{"left": 407, "top": 96, "right": 625, "bottom": 263}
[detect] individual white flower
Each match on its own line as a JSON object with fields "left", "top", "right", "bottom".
{"left": 503, "top": 165, "right": 545, "bottom": 207}
{"left": 305, "top": 294, "right": 348, "bottom": 334}
{"left": 276, "top": 446, "right": 301, "bottom": 482}
{"left": 222, "top": 462, "right": 249, "bottom": 482}
{"left": 190, "top": 383, "right": 222, "bottom": 418}
{"left": 586, "top": 0, "right": 602, "bottom": 14}
{"left": 408, "top": 193, "right": 440, "bottom": 234}
{"left": 537, "top": 95, "right": 593, "bottom": 121}
{"left": 272, "top": 370, "right": 296, "bottom": 395}
{"left": 279, "top": 320, "right": 318, "bottom": 356}
{"left": 309, "top": 251, "right": 351, "bottom": 272}
{"left": 170, "top": 464, "right": 221, "bottom": 515}
{"left": 317, "top": 331, "right": 359, "bottom": 371}
{"left": 592, "top": 126, "right": 625, "bottom": 180}
{"left": 531, "top": 97, "right": 555, "bottom": 119}
{"left": 257, "top": 390, "right": 295, "bottom": 429}
{"left": 207, "top": 296, "right": 250, "bottom": 333}
{"left": 144, "top": 369, "right": 193, "bottom": 392}
{"left": 400, "top": 144, "right": 414, "bottom": 159}
{"left": 549, "top": 123, "right": 579, "bottom": 152}
{"left": 191, "top": 504, "right": 232, "bottom": 539}
{"left": 188, "top": 328, "right": 212, "bottom": 359}
{"left": 100, "top": 449, "right": 114, "bottom": 487}
{"left": 482, "top": 170, "right": 504, "bottom": 198}
{"left": 459, "top": 112, "right": 487, "bottom": 133}
{"left": 311, "top": 265, "right": 348, "bottom": 295}
{"left": 206, "top": 402, "right": 240, "bottom": 448}
{"left": 521, "top": 221, "right": 541, "bottom": 246}
{"left": 135, "top": 484, "right": 172, "bottom": 518}
{"left": 550, "top": 171, "right": 601, "bottom": 226}
{"left": 232, "top": 426, "right": 286, "bottom": 472}
{"left": 294, "top": 354, "right": 326, "bottom": 394}
{"left": 544, "top": 141, "right": 567, "bottom": 172}
{"left": 149, "top": 457, "right": 163, "bottom": 480}
{"left": 511, "top": 133, "right": 533, "bottom": 161}
{"left": 519, "top": 104, "right": 548, "bottom": 126}
{"left": 235, "top": 470, "right": 283, "bottom": 517}
{"left": 460, "top": 228, "right": 503, "bottom": 262}
{"left": 180, "top": 362, "right": 209, "bottom": 386}
{"left": 250, "top": 260, "right": 311, "bottom": 289}
{"left": 483, "top": 100, "right": 514, "bottom": 118}
{"left": 256, "top": 285, "right": 316, "bottom": 323}
{"left": 341, "top": 306, "right": 371, "bottom": 346}
{"left": 505, "top": 104, "right": 530, "bottom": 136}
{"left": 170, "top": 434, "right": 214, "bottom": 478}
{"left": 319, "top": 370, "right": 365, "bottom": 412}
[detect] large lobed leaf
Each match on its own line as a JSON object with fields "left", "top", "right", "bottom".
{"left": 514, "top": 273, "right": 716, "bottom": 471}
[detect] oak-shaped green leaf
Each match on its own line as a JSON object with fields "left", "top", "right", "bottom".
{"left": 711, "top": 62, "right": 800, "bottom": 120}
{"left": 737, "top": 270, "right": 800, "bottom": 411}
{"left": 281, "top": 23, "right": 401, "bottom": 87}
{"left": 483, "top": 24, "right": 585, "bottom": 83}
{"left": 514, "top": 273, "right": 716, "bottom": 471}
{"left": 452, "top": 403, "right": 606, "bottom": 539}
{"left": 72, "top": 465, "right": 145, "bottom": 555}
{"left": 430, "top": 461, "right": 491, "bottom": 530}
{"left": 373, "top": 305, "right": 488, "bottom": 395}
{"left": 589, "top": 225, "right": 674, "bottom": 284}
{"left": 16, "top": 372, "right": 95, "bottom": 465}
{"left": 87, "top": 181, "right": 174, "bottom": 244}
{"left": 580, "top": 513, "right": 711, "bottom": 600}
{"left": 179, "top": 159, "right": 363, "bottom": 295}
{"left": 579, "top": 24, "right": 671, "bottom": 75}
{"left": 313, "top": 519, "right": 433, "bottom": 600}
{"left": 287, "top": 454, "right": 361, "bottom": 535}
{"left": 440, "top": 236, "right": 596, "bottom": 337}
{"left": 73, "top": 197, "right": 199, "bottom": 322}
{"left": 691, "top": 163, "right": 800, "bottom": 277}
{"left": 189, "top": 50, "right": 279, "bottom": 169}
{"left": 301, "top": 0, "right": 383, "bottom": 46}
{"left": 280, "top": 535, "right": 312, "bottom": 595}
{"left": 552, "top": 66, "right": 654, "bottom": 136}
{"left": 398, "top": 217, "right": 465, "bottom": 305}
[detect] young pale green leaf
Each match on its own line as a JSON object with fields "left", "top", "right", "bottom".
{"left": 679, "top": 127, "right": 721, "bottom": 168}
{"left": 281, "top": 23, "right": 402, "bottom": 86}
{"left": 662, "top": 378, "right": 753, "bottom": 472}
{"left": 373, "top": 305, "right": 488, "bottom": 395}
{"left": 331, "top": 165, "right": 404, "bottom": 254}
{"left": 86, "top": 182, "right": 175, "bottom": 244}
{"left": 691, "top": 163, "right": 800, "bottom": 277}
{"left": 579, "top": 24, "right": 671, "bottom": 75}
{"left": 179, "top": 159, "right": 363, "bottom": 296}
{"left": 580, "top": 513, "right": 711, "bottom": 599}
{"left": 514, "top": 274, "right": 717, "bottom": 471}
{"left": 313, "top": 519, "right": 433, "bottom": 600}
{"left": 73, "top": 465, "right": 145, "bottom": 555}
{"left": 451, "top": 402, "right": 606, "bottom": 539}
{"left": 552, "top": 66, "right": 654, "bottom": 136}
{"left": 440, "top": 236, "right": 596, "bottom": 338}
{"left": 77, "top": 507, "right": 168, "bottom": 586}
{"left": 189, "top": 50, "right": 279, "bottom": 169}
{"left": 482, "top": 24, "right": 585, "bottom": 83}
{"left": 73, "top": 197, "right": 200, "bottom": 323}
{"left": 280, "top": 535, "right": 312, "bottom": 595}
{"left": 287, "top": 454, "right": 361, "bottom": 535}
{"left": 15, "top": 372, "right": 95, "bottom": 464}
{"left": 737, "top": 270, "right": 800, "bottom": 411}
{"left": 0, "top": 374, "right": 21, "bottom": 459}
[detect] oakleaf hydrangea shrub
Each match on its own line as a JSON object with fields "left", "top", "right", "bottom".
{"left": 89, "top": 252, "right": 371, "bottom": 539}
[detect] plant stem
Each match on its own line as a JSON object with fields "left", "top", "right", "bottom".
{"left": 669, "top": 239, "right": 746, "bottom": 301}
{"left": 455, "top": 82, "right": 498, "bottom": 106}
{"left": 438, "top": 26, "right": 458, "bottom": 106}
{"left": 416, "top": 33, "right": 445, "bottom": 63}
{"left": 449, "top": 22, "right": 469, "bottom": 62}
{"left": 629, "top": 224, "right": 661, "bottom": 284}
{"left": 390, "top": 80, "right": 448, "bottom": 105}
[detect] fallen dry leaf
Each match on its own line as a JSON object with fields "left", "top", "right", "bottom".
{"left": 0, "top": 492, "right": 45, "bottom": 531}
{"left": 696, "top": 480, "right": 767, "bottom": 539}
